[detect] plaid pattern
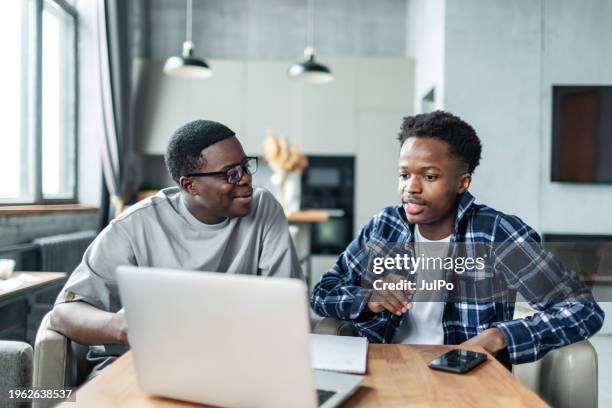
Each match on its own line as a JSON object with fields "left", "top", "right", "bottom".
{"left": 310, "top": 191, "right": 604, "bottom": 364}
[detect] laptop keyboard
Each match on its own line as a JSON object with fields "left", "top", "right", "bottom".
{"left": 317, "top": 389, "right": 336, "bottom": 406}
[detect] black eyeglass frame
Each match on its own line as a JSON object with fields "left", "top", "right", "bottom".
{"left": 183, "top": 156, "right": 258, "bottom": 184}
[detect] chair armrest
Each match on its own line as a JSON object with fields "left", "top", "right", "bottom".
{"left": 0, "top": 340, "right": 33, "bottom": 408}
{"left": 514, "top": 340, "right": 597, "bottom": 408}
{"left": 540, "top": 340, "right": 597, "bottom": 408}
{"left": 313, "top": 317, "right": 357, "bottom": 337}
{"left": 33, "top": 311, "right": 69, "bottom": 394}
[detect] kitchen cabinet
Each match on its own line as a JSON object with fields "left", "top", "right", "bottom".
{"left": 244, "top": 61, "right": 299, "bottom": 155}
{"left": 134, "top": 57, "right": 415, "bottom": 235}
{"left": 355, "top": 110, "right": 408, "bottom": 229}
{"left": 134, "top": 59, "right": 245, "bottom": 155}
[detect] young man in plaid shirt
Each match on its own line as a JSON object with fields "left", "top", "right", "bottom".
{"left": 311, "top": 111, "right": 604, "bottom": 366}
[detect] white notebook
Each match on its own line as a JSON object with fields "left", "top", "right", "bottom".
{"left": 309, "top": 334, "right": 368, "bottom": 374}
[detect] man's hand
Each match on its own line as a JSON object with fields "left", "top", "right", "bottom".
{"left": 461, "top": 328, "right": 507, "bottom": 355}
{"left": 112, "top": 308, "right": 129, "bottom": 344}
{"left": 367, "top": 274, "right": 414, "bottom": 316}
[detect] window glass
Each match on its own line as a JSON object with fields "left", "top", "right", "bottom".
{"left": 0, "top": 1, "right": 25, "bottom": 200}
{"left": 42, "top": 0, "right": 76, "bottom": 199}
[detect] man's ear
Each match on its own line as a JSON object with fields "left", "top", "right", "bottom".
{"left": 457, "top": 173, "right": 471, "bottom": 194}
{"left": 179, "top": 176, "right": 198, "bottom": 196}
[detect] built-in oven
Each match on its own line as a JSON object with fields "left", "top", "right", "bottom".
{"left": 301, "top": 156, "right": 354, "bottom": 255}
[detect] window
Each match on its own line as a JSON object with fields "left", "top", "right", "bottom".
{"left": 0, "top": 1, "right": 25, "bottom": 201}
{"left": 0, "top": 0, "right": 77, "bottom": 204}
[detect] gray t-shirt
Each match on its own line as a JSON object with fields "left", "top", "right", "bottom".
{"left": 55, "top": 186, "right": 303, "bottom": 376}
{"left": 56, "top": 186, "right": 303, "bottom": 310}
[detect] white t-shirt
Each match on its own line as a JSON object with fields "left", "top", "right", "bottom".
{"left": 393, "top": 225, "right": 450, "bottom": 345}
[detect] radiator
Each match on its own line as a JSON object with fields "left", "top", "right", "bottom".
{"left": 33, "top": 230, "right": 97, "bottom": 273}
{"left": 0, "top": 242, "right": 39, "bottom": 271}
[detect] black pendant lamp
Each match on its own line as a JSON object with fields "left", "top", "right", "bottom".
{"left": 164, "top": 0, "right": 212, "bottom": 78}
{"left": 288, "top": 0, "right": 333, "bottom": 84}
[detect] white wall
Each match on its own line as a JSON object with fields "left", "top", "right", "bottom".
{"left": 426, "top": 0, "right": 612, "bottom": 234}
{"left": 405, "top": 0, "right": 445, "bottom": 112}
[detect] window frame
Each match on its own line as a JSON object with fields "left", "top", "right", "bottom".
{"left": 1, "top": 0, "right": 79, "bottom": 206}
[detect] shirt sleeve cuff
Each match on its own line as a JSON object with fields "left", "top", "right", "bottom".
{"left": 55, "top": 290, "right": 106, "bottom": 311}
{"left": 491, "top": 318, "right": 537, "bottom": 365}
{"left": 349, "top": 288, "right": 373, "bottom": 320}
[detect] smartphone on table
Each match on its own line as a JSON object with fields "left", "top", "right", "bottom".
{"left": 428, "top": 349, "right": 487, "bottom": 374}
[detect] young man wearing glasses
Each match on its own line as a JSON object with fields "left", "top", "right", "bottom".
{"left": 51, "top": 120, "right": 303, "bottom": 376}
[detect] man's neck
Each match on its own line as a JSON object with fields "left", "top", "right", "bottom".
{"left": 182, "top": 194, "right": 226, "bottom": 225}
{"left": 416, "top": 205, "right": 458, "bottom": 241}
{"left": 417, "top": 221, "right": 453, "bottom": 241}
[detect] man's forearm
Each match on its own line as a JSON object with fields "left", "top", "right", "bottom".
{"left": 461, "top": 328, "right": 507, "bottom": 355}
{"left": 49, "top": 301, "right": 127, "bottom": 345}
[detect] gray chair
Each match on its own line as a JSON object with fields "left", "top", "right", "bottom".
{"left": 0, "top": 340, "right": 33, "bottom": 408}
{"left": 313, "top": 316, "right": 598, "bottom": 408}
{"left": 32, "top": 312, "right": 90, "bottom": 408}
{"left": 513, "top": 340, "right": 597, "bottom": 408}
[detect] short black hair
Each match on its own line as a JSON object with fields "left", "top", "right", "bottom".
{"left": 397, "top": 111, "right": 482, "bottom": 173}
{"left": 165, "top": 120, "right": 236, "bottom": 183}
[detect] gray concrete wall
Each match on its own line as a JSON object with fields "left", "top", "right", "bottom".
{"left": 444, "top": 0, "right": 542, "bottom": 229}
{"left": 442, "top": 0, "right": 612, "bottom": 234}
{"left": 0, "top": 212, "right": 98, "bottom": 248}
{"left": 137, "top": 0, "right": 407, "bottom": 59}
{"left": 405, "top": 0, "right": 445, "bottom": 112}
{"left": 539, "top": 0, "right": 612, "bottom": 234}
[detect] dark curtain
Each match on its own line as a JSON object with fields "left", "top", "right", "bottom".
{"left": 96, "top": 0, "right": 138, "bottom": 229}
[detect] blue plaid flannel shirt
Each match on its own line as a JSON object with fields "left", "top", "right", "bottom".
{"left": 310, "top": 191, "right": 604, "bottom": 365}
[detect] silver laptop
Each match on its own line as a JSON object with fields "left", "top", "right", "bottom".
{"left": 116, "top": 266, "right": 363, "bottom": 408}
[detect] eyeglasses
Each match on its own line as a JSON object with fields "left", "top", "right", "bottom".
{"left": 184, "top": 157, "right": 258, "bottom": 184}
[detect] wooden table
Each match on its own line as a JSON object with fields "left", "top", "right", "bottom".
{"left": 0, "top": 271, "right": 67, "bottom": 342}
{"left": 287, "top": 210, "right": 330, "bottom": 224}
{"left": 0, "top": 272, "right": 66, "bottom": 301}
{"left": 65, "top": 344, "right": 547, "bottom": 407}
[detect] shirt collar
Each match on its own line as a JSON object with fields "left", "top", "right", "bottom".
{"left": 454, "top": 190, "right": 476, "bottom": 229}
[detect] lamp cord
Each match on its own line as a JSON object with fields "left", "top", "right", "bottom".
{"left": 307, "top": 0, "right": 314, "bottom": 48}
{"left": 186, "top": 0, "right": 193, "bottom": 42}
